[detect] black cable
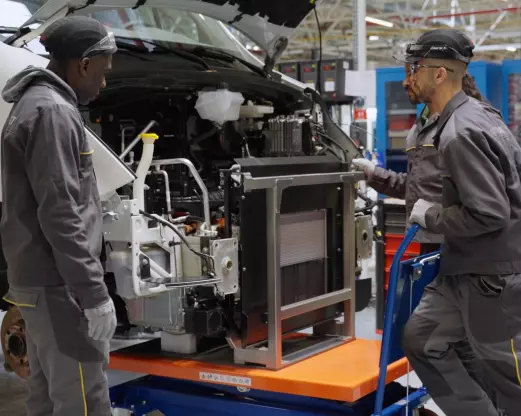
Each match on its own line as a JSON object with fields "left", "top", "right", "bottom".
{"left": 356, "top": 190, "right": 377, "bottom": 213}
{"left": 315, "top": 131, "right": 347, "bottom": 161}
{"left": 313, "top": 6, "right": 323, "bottom": 95}
{"left": 139, "top": 210, "right": 215, "bottom": 272}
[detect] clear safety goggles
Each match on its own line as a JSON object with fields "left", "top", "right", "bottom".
{"left": 81, "top": 32, "right": 118, "bottom": 59}
{"left": 408, "top": 62, "right": 455, "bottom": 75}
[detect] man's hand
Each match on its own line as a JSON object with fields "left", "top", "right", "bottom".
{"left": 84, "top": 298, "right": 117, "bottom": 341}
{"left": 352, "top": 158, "right": 376, "bottom": 178}
{"left": 409, "top": 199, "right": 435, "bottom": 228}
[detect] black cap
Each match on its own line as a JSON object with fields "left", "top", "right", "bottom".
{"left": 40, "top": 15, "right": 116, "bottom": 60}
{"left": 403, "top": 28, "right": 474, "bottom": 64}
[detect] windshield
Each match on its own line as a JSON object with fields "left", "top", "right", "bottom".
{"left": 0, "top": 1, "right": 264, "bottom": 67}
{"left": 88, "top": 7, "right": 263, "bottom": 67}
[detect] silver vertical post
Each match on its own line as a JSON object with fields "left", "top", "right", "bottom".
{"left": 266, "top": 184, "right": 283, "bottom": 369}
{"left": 343, "top": 181, "right": 356, "bottom": 338}
{"left": 266, "top": 179, "right": 291, "bottom": 369}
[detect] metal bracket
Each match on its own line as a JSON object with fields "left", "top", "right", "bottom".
{"left": 232, "top": 171, "right": 359, "bottom": 369}
{"left": 411, "top": 253, "right": 440, "bottom": 282}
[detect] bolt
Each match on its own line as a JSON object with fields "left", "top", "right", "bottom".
{"left": 242, "top": 267, "right": 247, "bottom": 272}
{"left": 202, "top": 247, "right": 209, "bottom": 253}
{"left": 337, "top": 186, "right": 341, "bottom": 191}
{"left": 142, "top": 258, "right": 149, "bottom": 265}
{"left": 241, "top": 195, "right": 246, "bottom": 200}
{"left": 337, "top": 248, "right": 342, "bottom": 252}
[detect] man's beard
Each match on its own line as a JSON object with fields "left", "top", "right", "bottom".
{"left": 416, "top": 83, "right": 436, "bottom": 104}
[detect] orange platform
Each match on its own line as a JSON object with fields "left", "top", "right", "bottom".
{"left": 109, "top": 338, "right": 410, "bottom": 403}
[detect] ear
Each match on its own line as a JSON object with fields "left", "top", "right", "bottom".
{"left": 78, "top": 57, "right": 90, "bottom": 77}
{"left": 435, "top": 67, "right": 448, "bottom": 85}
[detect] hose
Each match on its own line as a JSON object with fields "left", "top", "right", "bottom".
{"left": 139, "top": 210, "right": 215, "bottom": 272}
{"left": 355, "top": 190, "right": 377, "bottom": 213}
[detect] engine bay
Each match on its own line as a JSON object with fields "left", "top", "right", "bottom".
{"left": 81, "top": 76, "right": 374, "bottom": 368}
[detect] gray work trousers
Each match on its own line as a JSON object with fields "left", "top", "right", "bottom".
{"left": 3, "top": 285, "right": 112, "bottom": 416}
{"left": 403, "top": 274, "right": 521, "bottom": 416}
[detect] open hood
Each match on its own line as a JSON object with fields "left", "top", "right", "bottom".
{"left": 12, "top": 0, "right": 319, "bottom": 64}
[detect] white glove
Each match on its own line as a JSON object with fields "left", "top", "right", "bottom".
{"left": 409, "top": 199, "right": 435, "bottom": 228}
{"left": 84, "top": 298, "right": 117, "bottom": 341}
{"left": 352, "top": 158, "right": 376, "bottom": 178}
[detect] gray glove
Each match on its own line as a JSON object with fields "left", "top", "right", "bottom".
{"left": 84, "top": 298, "right": 117, "bottom": 341}
{"left": 409, "top": 198, "right": 435, "bottom": 228}
{"left": 352, "top": 158, "right": 376, "bottom": 178}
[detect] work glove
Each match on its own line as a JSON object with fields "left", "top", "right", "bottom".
{"left": 84, "top": 298, "right": 117, "bottom": 342}
{"left": 409, "top": 199, "right": 435, "bottom": 228}
{"left": 352, "top": 158, "right": 376, "bottom": 178}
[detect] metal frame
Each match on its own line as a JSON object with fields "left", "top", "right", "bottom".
{"left": 109, "top": 375, "right": 429, "bottom": 416}
{"left": 231, "top": 171, "right": 364, "bottom": 370}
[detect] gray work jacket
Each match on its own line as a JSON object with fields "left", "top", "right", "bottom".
{"left": 425, "top": 90, "right": 521, "bottom": 276}
{"left": 368, "top": 107, "right": 444, "bottom": 243}
{"left": 0, "top": 66, "right": 108, "bottom": 309}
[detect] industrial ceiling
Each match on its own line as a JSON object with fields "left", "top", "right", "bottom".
{"left": 238, "top": 0, "right": 521, "bottom": 68}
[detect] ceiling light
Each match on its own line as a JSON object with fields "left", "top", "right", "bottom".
{"left": 369, "top": 35, "right": 380, "bottom": 41}
{"left": 507, "top": 46, "right": 517, "bottom": 52}
{"left": 365, "top": 16, "right": 394, "bottom": 28}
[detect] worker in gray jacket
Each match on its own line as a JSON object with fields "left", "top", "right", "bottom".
{"left": 353, "top": 57, "right": 498, "bottom": 410}
{"left": 0, "top": 16, "right": 117, "bottom": 416}
{"left": 403, "top": 28, "right": 521, "bottom": 416}
{"left": 352, "top": 69, "right": 483, "bottom": 255}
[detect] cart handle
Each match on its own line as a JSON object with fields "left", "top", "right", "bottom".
{"left": 373, "top": 223, "right": 420, "bottom": 416}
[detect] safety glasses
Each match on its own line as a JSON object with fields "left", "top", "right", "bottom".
{"left": 81, "top": 32, "right": 117, "bottom": 59}
{"left": 409, "top": 63, "right": 454, "bottom": 75}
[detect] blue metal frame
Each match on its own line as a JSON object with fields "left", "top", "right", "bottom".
{"left": 373, "top": 223, "right": 439, "bottom": 415}
{"left": 109, "top": 224, "right": 440, "bottom": 416}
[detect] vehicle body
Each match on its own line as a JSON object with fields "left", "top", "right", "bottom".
{"left": 0, "top": 0, "right": 373, "bottom": 378}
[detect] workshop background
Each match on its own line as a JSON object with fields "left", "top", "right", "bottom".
{"left": 2, "top": 0, "right": 521, "bottom": 415}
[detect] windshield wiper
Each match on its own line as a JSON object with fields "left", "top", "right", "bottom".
{"left": 191, "top": 46, "right": 266, "bottom": 78}
{"left": 115, "top": 37, "right": 210, "bottom": 70}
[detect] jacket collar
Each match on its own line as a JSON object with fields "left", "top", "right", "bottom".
{"left": 433, "top": 90, "right": 469, "bottom": 148}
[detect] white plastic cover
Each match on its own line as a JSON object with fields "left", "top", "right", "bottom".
{"left": 0, "top": 42, "right": 135, "bottom": 201}
{"left": 195, "top": 89, "right": 244, "bottom": 125}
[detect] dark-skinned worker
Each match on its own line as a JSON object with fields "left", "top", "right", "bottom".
{"left": 0, "top": 15, "right": 117, "bottom": 416}
{"left": 352, "top": 51, "right": 498, "bottom": 412}
{"left": 396, "top": 28, "right": 521, "bottom": 416}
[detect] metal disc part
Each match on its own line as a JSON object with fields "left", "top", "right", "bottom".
{"left": 1, "top": 306, "right": 29, "bottom": 379}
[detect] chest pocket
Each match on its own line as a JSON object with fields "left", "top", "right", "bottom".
{"left": 416, "top": 144, "right": 440, "bottom": 181}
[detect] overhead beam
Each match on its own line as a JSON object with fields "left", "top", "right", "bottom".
{"left": 475, "top": 4, "right": 512, "bottom": 47}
